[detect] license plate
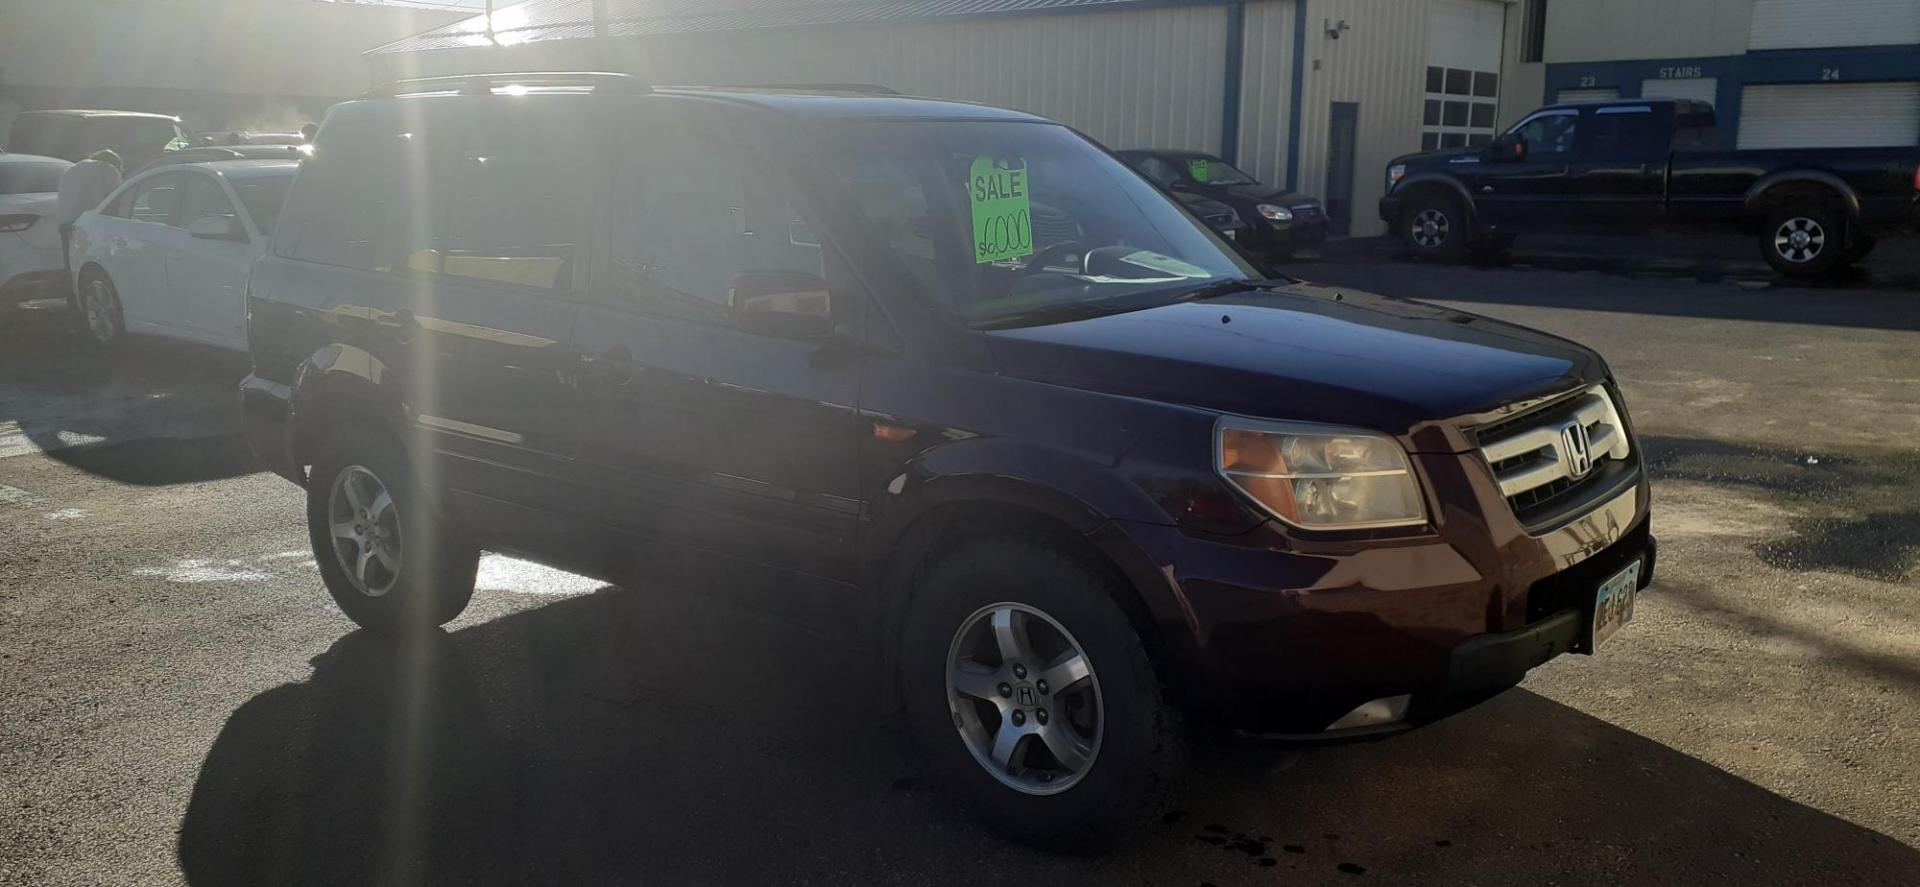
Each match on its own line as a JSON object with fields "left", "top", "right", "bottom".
{"left": 1591, "top": 560, "right": 1641, "bottom": 651}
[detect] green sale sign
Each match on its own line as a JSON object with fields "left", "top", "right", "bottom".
{"left": 968, "top": 156, "right": 1034, "bottom": 264}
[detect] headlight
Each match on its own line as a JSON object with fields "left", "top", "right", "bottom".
{"left": 1255, "top": 203, "right": 1293, "bottom": 222}
{"left": 1387, "top": 164, "right": 1407, "bottom": 190}
{"left": 1215, "top": 419, "right": 1427, "bottom": 530}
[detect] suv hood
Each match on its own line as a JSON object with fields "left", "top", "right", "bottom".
{"left": 985, "top": 283, "right": 1605, "bottom": 444}
{"left": 1207, "top": 183, "right": 1314, "bottom": 206}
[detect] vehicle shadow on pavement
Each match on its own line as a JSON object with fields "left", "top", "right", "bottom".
{"left": 0, "top": 309, "right": 258, "bottom": 485}
{"left": 176, "top": 586, "right": 1920, "bottom": 886}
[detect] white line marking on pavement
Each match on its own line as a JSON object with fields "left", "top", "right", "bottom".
{"left": 42, "top": 508, "right": 87, "bottom": 521}
{"left": 477, "top": 553, "right": 602, "bottom": 596}
{"left": 134, "top": 559, "right": 274, "bottom": 584}
{"left": 0, "top": 484, "right": 45, "bottom": 506}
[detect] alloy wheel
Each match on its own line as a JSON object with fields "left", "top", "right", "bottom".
{"left": 945, "top": 602, "right": 1102, "bottom": 795}
{"left": 327, "top": 465, "right": 402, "bottom": 597}
{"left": 84, "top": 280, "right": 118, "bottom": 343}
{"left": 1411, "top": 208, "right": 1450, "bottom": 249}
{"left": 1773, "top": 216, "right": 1826, "bottom": 264}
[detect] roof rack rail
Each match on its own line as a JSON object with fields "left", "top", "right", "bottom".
{"left": 708, "top": 82, "right": 901, "bottom": 95}
{"left": 365, "top": 72, "right": 647, "bottom": 98}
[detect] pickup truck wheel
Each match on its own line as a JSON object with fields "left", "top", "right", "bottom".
{"left": 307, "top": 426, "right": 477, "bottom": 634}
{"left": 1760, "top": 206, "right": 1844, "bottom": 277}
{"left": 900, "top": 538, "right": 1184, "bottom": 850}
{"left": 1403, "top": 194, "right": 1468, "bottom": 262}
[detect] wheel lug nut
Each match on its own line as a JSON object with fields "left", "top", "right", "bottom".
{"left": 1035, "top": 708, "right": 1048, "bottom": 725}
{"left": 997, "top": 683, "right": 1012, "bottom": 698}
{"left": 1012, "top": 664, "right": 1027, "bottom": 679}
{"left": 1036, "top": 680, "right": 1049, "bottom": 695}
{"left": 1011, "top": 710, "right": 1026, "bottom": 727}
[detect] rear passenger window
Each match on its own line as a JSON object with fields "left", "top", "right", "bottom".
{"left": 441, "top": 107, "right": 594, "bottom": 293}
{"left": 280, "top": 114, "right": 447, "bottom": 274}
{"left": 1583, "top": 109, "right": 1658, "bottom": 158}
{"left": 606, "top": 111, "right": 830, "bottom": 328}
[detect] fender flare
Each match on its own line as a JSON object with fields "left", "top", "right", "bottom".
{"left": 1389, "top": 174, "right": 1480, "bottom": 227}
{"left": 1743, "top": 170, "right": 1861, "bottom": 221}
{"left": 284, "top": 343, "right": 408, "bottom": 466}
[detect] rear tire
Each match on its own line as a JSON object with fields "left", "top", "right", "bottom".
{"left": 1402, "top": 192, "right": 1469, "bottom": 263}
{"left": 73, "top": 270, "right": 125, "bottom": 348}
{"left": 1843, "top": 234, "right": 1878, "bottom": 265}
{"left": 307, "top": 424, "right": 477, "bottom": 634}
{"left": 1759, "top": 204, "right": 1844, "bottom": 277}
{"left": 900, "top": 538, "right": 1184, "bottom": 851}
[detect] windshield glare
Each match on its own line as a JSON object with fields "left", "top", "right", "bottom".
{"left": 826, "top": 122, "right": 1254, "bottom": 327}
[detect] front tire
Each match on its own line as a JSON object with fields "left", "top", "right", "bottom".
{"left": 1402, "top": 193, "right": 1469, "bottom": 262}
{"left": 307, "top": 425, "right": 477, "bottom": 634}
{"left": 1760, "top": 205, "right": 1844, "bottom": 277}
{"left": 900, "top": 538, "right": 1184, "bottom": 850}
{"left": 74, "top": 270, "right": 125, "bottom": 348}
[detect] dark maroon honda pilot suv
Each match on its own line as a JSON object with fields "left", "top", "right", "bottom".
{"left": 240, "top": 74, "right": 1654, "bottom": 849}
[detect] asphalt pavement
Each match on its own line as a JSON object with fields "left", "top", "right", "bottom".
{"left": 2, "top": 251, "right": 1918, "bottom": 886}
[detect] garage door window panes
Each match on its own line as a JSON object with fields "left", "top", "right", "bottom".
{"left": 1424, "top": 66, "right": 1500, "bottom": 150}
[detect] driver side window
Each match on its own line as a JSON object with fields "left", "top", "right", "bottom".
{"left": 1512, "top": 112, "right": 1578, "bottom": 157}
{"left": 126, "top": 174, "right": 183, "bottom": 226}
{"left": 178, "top": 176, "right": 238, "bottom": 231}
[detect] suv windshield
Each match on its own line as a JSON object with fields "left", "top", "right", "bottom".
{"left": 822, "top": 121, "right": 1254, "bottom": 328}
{"left": 1182, "top": 154, "right": 1257, "bottom": 186}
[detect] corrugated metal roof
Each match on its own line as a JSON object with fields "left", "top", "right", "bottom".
{"left": 370, "top": 0, "right": 1165, "bottom": 54}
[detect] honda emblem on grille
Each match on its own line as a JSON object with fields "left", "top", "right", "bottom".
{"left": 1561, "top": 421, "right": 1594, "bottom": 479}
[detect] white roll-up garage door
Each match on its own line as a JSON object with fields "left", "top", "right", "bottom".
{"left": 1641, "top": 78, "right": 1718, "bottom": 107}
{"left": 1555, "top": 88, "right": 1619, "bottom": 104}
{"left": 1737, "top": 83, "right": 1920, "bottom": 149}
{"left": 1749, "top": 0, "right": 1920, "bottom": 50}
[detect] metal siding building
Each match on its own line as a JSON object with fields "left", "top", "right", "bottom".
{"left": 1536, "top": 0, "right": 1920, "bottom": 150}
{"left": 374, "top": 0, "right": 1528, "bottom": 237}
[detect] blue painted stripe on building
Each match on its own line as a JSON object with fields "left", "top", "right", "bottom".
{"left": 1220, "top": 1, "right": 1245, "bottom": 164}
{"left": 1543, "top": 43, "right": 1920, "bottom": 149}
{"left": 1284, "top": 0, "right": 1306, "bottom": 190}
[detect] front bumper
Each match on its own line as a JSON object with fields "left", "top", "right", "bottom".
{"left": 1379, "top": 194, "right": 1404, "bottom": 226}
{"left": 1096, "top": 454, "right": 1654, "bottom": 735}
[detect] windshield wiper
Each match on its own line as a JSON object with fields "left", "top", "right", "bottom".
{"left": 1167, "top": 277, "right": 1292, "bottom": 303}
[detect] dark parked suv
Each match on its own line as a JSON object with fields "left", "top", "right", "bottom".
{"left": 242, "top": 74, "right": 1655, "bottom": 848}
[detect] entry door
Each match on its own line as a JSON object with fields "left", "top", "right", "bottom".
{"left": 1325, "top": 102, "right": 1359, "bottom": 236}
{"left": 171, "top": 173, "right": 255, "bottom": 345}
{"left": 1468, "top": 107, "right": 1578, "bottom": 229}
{"left": 571, "top": 103, "right": 864, "bottom": 619}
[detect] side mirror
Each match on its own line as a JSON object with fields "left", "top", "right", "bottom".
{"left": 1484, "top": 134, "right": 1528, "bottom": 163}
{"left": 187, "top": 215, "right": 243, "bottom": 241}
{"left": 731, "top": 271, "right": 835, "bottom": 340}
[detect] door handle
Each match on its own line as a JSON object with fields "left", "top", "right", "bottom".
{"left": 1481, "top": 185, "right": 1495, "bottom": 193}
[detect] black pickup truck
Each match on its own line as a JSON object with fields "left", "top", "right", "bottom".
{"left": 1380, "top": 98, "right": 1920, "bottom": 276}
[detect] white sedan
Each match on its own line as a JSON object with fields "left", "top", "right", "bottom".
{"left": 0, "top": 153, "right": 74, "bottom": 306}
{"left": 68, "top": 159, "right": 297, "bottom": 350}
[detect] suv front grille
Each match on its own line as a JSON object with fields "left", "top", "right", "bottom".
{"left": 1475, "top": 385, "right": 1634, "bottom": 528}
